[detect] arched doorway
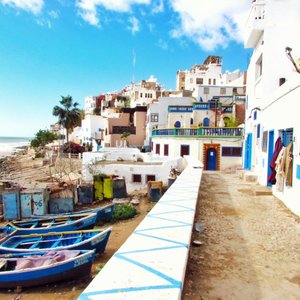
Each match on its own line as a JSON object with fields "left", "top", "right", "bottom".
{"left": 174, "top": 121, "right": 181, "bottom": 128}
{"left": 203, "top": 117, "right": 210, "bottom": 126}
{"left": 206, "top": 148, "right": 217, "bottom": 170}
{"left": 203, "top": 144, "right": 220, "bottom": 171}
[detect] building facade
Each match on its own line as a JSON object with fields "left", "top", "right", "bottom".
{"left": 244, "top": 0, "right": 300, "bottom": 216}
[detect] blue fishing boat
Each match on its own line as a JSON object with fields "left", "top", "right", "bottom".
{"left": 4, "top": 213, "right": 97, "bottom": 235}
{"left": 0, "top": 249, "right": 95, "bottom": 288}
{"left": 0, "top": 228, "right": 112, "bottom": 254}
{"left": 32, "top": 203, "right": 115, "bottom": 223}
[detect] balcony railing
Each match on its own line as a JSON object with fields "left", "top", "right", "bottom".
{"left": 152, "top": 127, "right": 243, "bottom": 138}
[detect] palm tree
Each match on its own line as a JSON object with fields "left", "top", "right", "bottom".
{"left": 53, "top": 95, "right": 81, "bottom": 143}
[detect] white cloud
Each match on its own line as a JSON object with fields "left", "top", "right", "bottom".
{"left": 128, "top": 16, "right": 139, "bottom": 35}
{"left": 76, "top": 0, "right": 150, "bottom": 26}
{"left": 36, "top": 18, "right": 51, "bottom": 28}
{"left": 157, "top": 38, "right": 168, "bottom": 50}
{"left": 48, "top": 10, "right": 59, "bottom": 19}
{"left": 169, "top": 0, "right": 249, "bottom": 50}
{"left": 152, "top": 0, "right": 163, "bottom": 14}
{"left": 0, "top": 0, "right": 44, "bottom": 14}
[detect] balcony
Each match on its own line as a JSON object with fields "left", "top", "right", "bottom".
{"left": 244, "top": 1, "right": 266, "bottom": 48}
{"left": 112, "top": 126, "right": 136, "bottom": 134}
{"left": 152, "top": 127, "right": 243, "bottom": 138}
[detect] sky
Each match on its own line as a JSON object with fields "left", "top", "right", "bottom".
{"left": 0, "top": 0, "right": 253, "bottom": 138}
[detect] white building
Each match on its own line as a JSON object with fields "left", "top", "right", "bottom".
{"left": 176, "top": 56, "right": 245, "bottom": 94}
{"left": 82, "top": 148, "right": 184, "bottom": 192}
{"left": 146, "top": 97, "right": 195, "bottom": 149}
{"left": 81, "top": 114, "right": 106, "bottom": 145}
{"left": 123, "top": 76, "right": 164, "bottom": 108}
{"left": 244, "top": 0, "right": 300, "bottom": 216}
{"left": 84, "top": 96, "right": 97, "bottom": 115}
{"left": 192, "top": 81, "right": 246, "bottom": 103}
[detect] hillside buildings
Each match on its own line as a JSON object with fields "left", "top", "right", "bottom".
{"left": 244, "top": 0, "right": 300, "bottom": 216}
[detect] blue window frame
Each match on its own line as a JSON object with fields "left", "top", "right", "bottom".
{"left": 222, "top": 147, "right": 242, "bottom": 157}
{"left": 279, "top": 128, "right": 293, "bottom": 146}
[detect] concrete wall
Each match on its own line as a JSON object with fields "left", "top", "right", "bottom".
{"left": 79, "top": 156, "right": 203, "bottom": 299}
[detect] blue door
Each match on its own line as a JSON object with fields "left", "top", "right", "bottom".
{"left": 267, "top": 130, "right": 274, "bottom": 187}
{"left": 206, "top": 148, "right": 217, "bottom": 170}
{"left": 244, "top": 133, "right": 252, "bottom": 170}
{"left": 203, "top": 117, "right": 210, "bottom": 126}
{"left": 3, "top": 191, "right": 20, "bottom": 220}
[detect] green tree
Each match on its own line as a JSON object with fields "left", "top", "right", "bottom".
{"left": 224, "top": 115, "right": 240, "bottom": 127}
{"left": 93, "top": 107, "right": 101, "bottom": 115}
{"left": 120, "top": 131, "right": 130, "bottom": 146}
{"left": 30, "top": 129, "right": 57, "bottom": 148}
{"left": 53, "top": 95, "right": 81, "bottom": 142}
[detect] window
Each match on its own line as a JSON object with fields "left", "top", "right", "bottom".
{"left": 164, "top": 144, "right": 169, "bottom": 156}
{"left": 174, "top": 121, "right": 181, "bottom": 128}
{"left": 222, "top": 147, "right": 242, "bottom": 157}
{"left": 204, "top": 87, "right": 209, "bottom": 94}
{"left": 155, "top": 144, "right": 160, "bottom": 154}
{"left": 279, "top": 128, "right": 293, "bottom": 146}
{"left": 132, "top": 174, "right": 142, "bottom": 183}
{"left": 208, "top": 79, "right": 211, "bottom": 85}
{"left": 220, "top": 87, "right": 226, "bottom": 95}
{"left": 213, "top": 79, "right": 216, "bottom": 85}
{"left": 180, "top": 145, "right": 190, "bottom": 156}
{"left": 262, "top": 131, "right": 268, "bottom": 152}
{"left": 196, "top": 78, "right": 203, "bottom": 84}
{"left": 140, "top": 93, "right": 143, "bottom": 98}
{"left": 257, "top": 124, "right": 261, "bottom": 138}
{"left": 256, "top": 55, "right": 263, "bottom": 80}
{"left": 151, "top": 113, "right": 159, "bottom": 122}
{"left": 146, "top": 175, "right": 156, "bottom": 182}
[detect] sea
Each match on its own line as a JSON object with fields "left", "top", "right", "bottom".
{"left": 0, "top": 136, "right": 32, "bottom": 158}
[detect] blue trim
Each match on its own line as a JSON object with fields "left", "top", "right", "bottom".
{"left": 267, "top": 130, "right": 274, "bottom": 187}
{"left": 115, "top": 254, "right": 181, "bottom": 286}
{"left": 134, "top": 231, "right": 189, "bottom": 247}
{"left": 147, "top": 215, "right": 192, "bottom": 226}
{"left": 80, "top": 284, "right": 178, "bottom": 298}
{"left": 119, "top": 245, "right": 184, "bottom": 255}
{"left": 296, "top": 165, "right": 300, "bottom": 180}
{"left": 135, "top": 224, "right": 190, "bottom": 232}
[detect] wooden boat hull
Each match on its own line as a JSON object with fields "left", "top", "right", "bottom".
{"left": 0, "top": 228, "right": 112, "bottom": 254}
{"left": 0, "top": 250, "right": 95, "bottom": 289}
{"left": 31, "top": 203, "right": 115, "bottom": 223}
{"left": 6, "top": 213, "right": 97, "bottom": 235}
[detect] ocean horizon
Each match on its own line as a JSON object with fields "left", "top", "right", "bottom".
{"left": 0, "top": 136, "right": 32, "bottom": 158}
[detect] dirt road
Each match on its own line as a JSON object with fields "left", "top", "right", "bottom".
{"left": 183, "top": 171, "right": 300, "bottom": 300}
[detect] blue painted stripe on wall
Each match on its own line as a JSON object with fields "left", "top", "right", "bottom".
{"left": 115, "top": 254, "right": 182, "bottom": 286}
{"left": 134, "top": 231, "right": 189, "bottom": 247}
{"left": 80, "top": 284, "right": 178, "bottom": 299}
{"left": 147, "top": 215, "right": 192, "bottom": 225}
{"left": 135, "top": 224, "right": 190, "bottom": 232}
{"left": 296, "top": 165, "right": 300, "bottom": 180}
{"left": 118, "top": 245, "right": 184, "bottom": 255}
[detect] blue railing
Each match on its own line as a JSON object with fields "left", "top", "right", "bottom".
{"left": 152, "top": 127, "right": 243, "bottom": 137}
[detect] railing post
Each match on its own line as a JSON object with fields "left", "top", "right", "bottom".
{"left": 198, "top": 127, "right": 202, "bottom": 136}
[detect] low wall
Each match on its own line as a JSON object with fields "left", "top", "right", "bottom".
{"left": 79, "top": 156, "right": 203, "bottom": 299}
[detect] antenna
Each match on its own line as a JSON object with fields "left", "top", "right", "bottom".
{"left": 132, "top": 48, "right": 136, "bottom": 83}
